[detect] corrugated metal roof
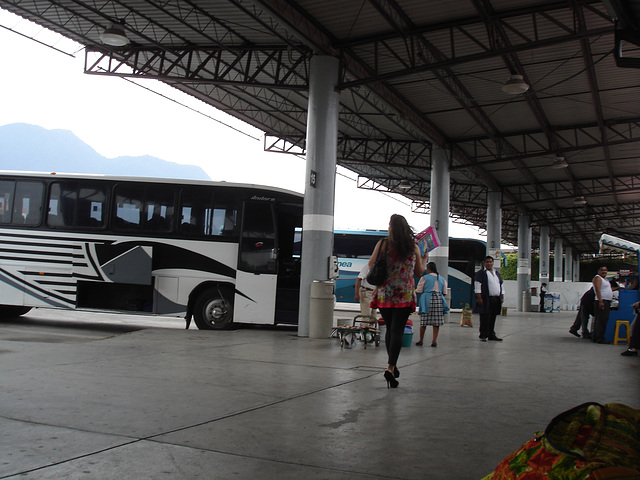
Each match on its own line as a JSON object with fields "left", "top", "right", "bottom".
{"left": 0, "top": 0, "right": 639, "bottom": 253}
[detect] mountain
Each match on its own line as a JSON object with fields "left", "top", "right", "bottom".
{"left": 0, "top": 123, "right": 210, "bottom": 181}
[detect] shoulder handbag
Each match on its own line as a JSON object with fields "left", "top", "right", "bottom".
{"left": 367, "top": 239, "right": 388, "bottom": 286}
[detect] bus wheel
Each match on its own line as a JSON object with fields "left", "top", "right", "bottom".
{"left": 0, "top": 306, "right": 32, "bottom": 318}
{"left": 193, "top": 288, "right": 233, "bottom": 330}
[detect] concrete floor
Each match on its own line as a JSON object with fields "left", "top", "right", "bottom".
{"left": 0, "top": 308, "right": 638, "bottom": 480}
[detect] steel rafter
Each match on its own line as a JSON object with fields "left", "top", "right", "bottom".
{"left": 338, "top": 140, "right": 430, "bottom": 171}
{"left": 575, "top": 4, "right": 620, "bottom": 210}
{"left": 451, "top": 118, "right": 640, "bottom": 167}
{"left": 254, "top": 0, "right": 507, "bottom": 198}
{"left": 543, "top": 203, "right": 640, "bottom": 225}
{"left": 367, "top": 0, "right": 579, "bottom": 249}
{"left": 337, "top": 0, "right": 609, "bottom": 88}
{"left": 504, "top": 174, "right": 640, "bottom": 194}
{"left": 253, "top": 0, "right": 452, "bottom": 147}
{"left": 264, "top": 135, "right": 431, "bottom": 169}
{"left": 84, "top": 45, "right": 311, "bottom": 89}
{"left": 0, "top": 0, "right": 637, "bottom": 254}
{"left": 470, "top": 0, "right": 592, "bottom": 244}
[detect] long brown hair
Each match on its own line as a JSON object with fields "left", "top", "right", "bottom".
{"left": 388, "top": 214, "right": 415, "bottom": 259}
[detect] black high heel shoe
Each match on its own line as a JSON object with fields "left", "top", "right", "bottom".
{"left": 394, "top": 366, "right": 400, "bottom": 378}
{"left": 384, "top": 370, "right": 399, "bottom": 388}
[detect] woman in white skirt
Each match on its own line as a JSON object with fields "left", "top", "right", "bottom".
{"left": 416, "top": 262, "right": 449, "bottom": 347}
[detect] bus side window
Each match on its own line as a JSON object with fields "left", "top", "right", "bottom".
{"left": 78, "top": 187, "right": 106, "bottom": 227}
{"left": 114, "top": 185, "right": 143, "bottom": 230}
{"left": 211, "top": 205, "right": 238, "bottom": 236}
{"left": 48, "top": 182, "right": 106, "bottom": 228}
{"left": 13, "top": 181, "right": 43, "bottom": 226}
{"left": 180, "top": 205, "right": 198, "bottom": 234}
{"left": 179, "top": 188, "right": 210, "bottom": 236}
{"left": 144, "top": 187, "right": 174, "bottom": 232}
{"left": 178, "top": 188, "right": 238, "bottom": 237}
{"left": 47, "top": 183, "right": 66, "bottom": 227}
{"left": 0, "top": 181, "right": 15, "bottom": 225}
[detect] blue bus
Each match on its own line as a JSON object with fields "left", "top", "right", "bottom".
{"left": 334, "top": 230, "right": 486, "bottom": 309}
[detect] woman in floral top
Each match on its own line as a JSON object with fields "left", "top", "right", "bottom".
{"left": 369, "top": 214, "right": 427, "bottom": 388}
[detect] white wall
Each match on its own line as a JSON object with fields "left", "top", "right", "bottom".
{"left": 503, "top": 280, "right": 592, "bottom": 311}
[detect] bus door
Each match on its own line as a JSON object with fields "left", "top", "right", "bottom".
{"left": 273, "top": 202, "right": 302, "bottom": 324}
{"left": 236, "top": 201, "right": 277, "bottom": 323}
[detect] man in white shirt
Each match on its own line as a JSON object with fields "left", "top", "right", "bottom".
{"left": 355, "top": 264, "right": 376, "bottom": 318}
{"left": 473, "top": 256, "right": 504, "bottom": 341}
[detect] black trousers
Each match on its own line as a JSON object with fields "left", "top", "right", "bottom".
{"left": 592, "top": 300, "right": 611, "bottom": 342}
{"left": 570, "top": 305, "right": 591, "bottom": 336}
{"left": 479, "top": 297, "right": 502, "bottom": 339}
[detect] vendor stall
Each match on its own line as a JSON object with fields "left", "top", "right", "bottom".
{"left": 598, "top": 234, "right": 640, "bottom": 341}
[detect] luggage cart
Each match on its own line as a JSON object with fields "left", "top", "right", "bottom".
{"left": 335, "top": 314, "right": 380, "bottom": 349}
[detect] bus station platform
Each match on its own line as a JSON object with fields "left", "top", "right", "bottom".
{"left": 0, "top": 307, "right": 638, "bottom": 479}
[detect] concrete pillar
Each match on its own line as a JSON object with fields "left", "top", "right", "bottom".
{"left": 429, "top": 148, "right": 450, "bottom": 280}
{"left": 539, "top": 226, "right": 550, "bottom": 284}
{"left": 486, "top": 191, "right": 502, "bottom": 272}
{"left": 573, "top": 255, "right": 580, "bottom": 282}
{"left": 564, "top": 248, "right": 573, "bottom": 282}
{"left": 517, "top": 214, "right": 531, "bottom": 312}
{"left": 298, "top": 55, "right": 339, "bottom": 337}
{"left": 554, "top": 238, "right": 563, "bottom": 282}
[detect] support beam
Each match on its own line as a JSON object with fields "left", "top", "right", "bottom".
{"left": 429, "top": 148, "right": 450, "bottom": 280}
{"left": 564, "top": 248, "right": 573, "bottom": 283}
{"left": 554, "top": 238, "right": 564, "bottom": 282}
{"left": 486, "top": 191, "right": 502, "bottom": 272}
{"left": 517, "top": 214, "right": 531, "bottom": 312}
{"left": 539, "top": 226, "right": 550, "bottom": 284}
{"left": 298, "top": 55, "right": 339, "bottom": 337}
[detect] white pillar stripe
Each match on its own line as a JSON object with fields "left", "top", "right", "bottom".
{"left": 429, "top": 246, "right": 449, "bottom": 257}
{"left": 302, "top": 214, "right": 334, "bottom": 232}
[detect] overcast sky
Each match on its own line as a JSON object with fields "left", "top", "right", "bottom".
{"left": 0, "top": 9, "right": 484, "bottom": 239}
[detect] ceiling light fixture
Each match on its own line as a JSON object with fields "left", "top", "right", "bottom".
{"left": 574, "top": 196, "right": 587, "bottom": 205}
{"left": 398, "top": 179, "right": 411, "bottom": 190}
{"left": 502, "top": 74, "right": 530, "bottom": 95}
{"left": 551, "top": 156, "right": 569, "bottom": 169}
{"left": 100, "top": 21, "right": 130, "bottom": 47}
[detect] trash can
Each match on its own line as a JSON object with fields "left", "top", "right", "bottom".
{"left": 530, "top": 287, "right": 539, "bottom": 311}
{"left": 402, "top": 325, "right": 413, "bottom": 347}
{"left": 309, "top": 280, "right": 335, "bottom": 339}
{"left": 522, "top": 290, "right": 531, "bottom": 312}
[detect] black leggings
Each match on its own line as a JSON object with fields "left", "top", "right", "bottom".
{"left": 379, "top": 307, "right": 412, "bottom": 367}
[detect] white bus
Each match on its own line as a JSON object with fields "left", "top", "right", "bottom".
{"left": 0, "top": 172, "right": 303, "bottom": 329}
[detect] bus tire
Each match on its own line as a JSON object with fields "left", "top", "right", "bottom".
{"left": 193, "top": 287, "right": 233, "bottom": 330}
{"left": 0, "top": 306, "right": 32, "bottom": 318}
